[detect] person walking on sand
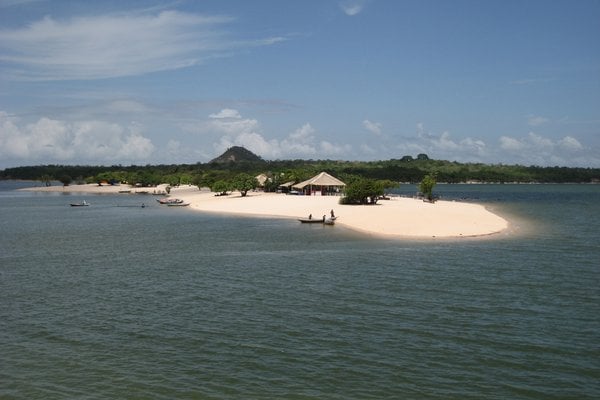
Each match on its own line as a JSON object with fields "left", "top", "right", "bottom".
{"left": 330, "top": 209, "right": 335, "bottom": 218}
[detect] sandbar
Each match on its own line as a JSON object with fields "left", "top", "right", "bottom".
{"left": 20, "top": 183, "right": 509, "bottom": 238}
{"left": 19, "top": 183, "right": 165, "bottom": 194}
{"left": 169, "top": 186, "right": 508, "bottom": 238}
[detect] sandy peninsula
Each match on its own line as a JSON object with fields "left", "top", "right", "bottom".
{"left": 21, "top": 183, "right": 509, "bottom": 238}
{"left": 19, "top": 183, "right": 166, "bottom": 195}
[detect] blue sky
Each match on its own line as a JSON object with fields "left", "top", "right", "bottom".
{"left": 1, "top": 0, "right": 599, "bottom": 168}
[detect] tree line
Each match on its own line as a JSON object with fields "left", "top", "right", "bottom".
{"left": 1, "top": 157, "right": 599, "bottom": 187}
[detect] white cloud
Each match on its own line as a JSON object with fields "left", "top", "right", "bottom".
{"left": 527, "top": 131, "right": 553, "bottom": 149}
{"left": 496, "top": 132, "right": 596, "bottom": 166}
{"left": 558, "top": 136, "right": 583, "bottom": 151}
{"left": 386, "top": 126, "right": 599, "bottom": 166}
{"left": 209, "top": 108, "right": 242, "bottom": 119}
{"left": 206, "top": 109, "right": 349, "bottom": 159}
{"left": 288, "top": 123, "right": 315, "bottom": 141}
{"left": 320, "top": 140, "right": 351, "bottom": 156}
{"left": 0, "top": 111, "right": 154, "bottom": 164}
{"left": 500, "top": 136, "right": 525, "bottom": 151}
{"left": 460, "top": 137, "right": 487, "bottom": 155}
{"left": 210, "top": 115, "right": 260, "bottom": 136}
{"left": 362, "top": 119, "right": 382, "bottom": 135}
{"left": 0, "top": 10, "right": 283, "bottom": 81}
{"left": 281, "top": 123, "right": 318, "bottom": 156}
{"left": 414, "top": 126, "right": 486, "bottom": 157}
{"left": 528, "top": 114, "right": 549, "bottom": 127}
{"left": 432, "top": 131, "right": 459, "bottom": 150}
{"left": 408, "top": 126, "right": 599, "bottom": 166}
{"left": 339, "top": 0, "right": 367, "bottom": 16}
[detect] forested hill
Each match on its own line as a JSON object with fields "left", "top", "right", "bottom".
{"left": 1, "top": 155, "right": 599, "bottom": 186}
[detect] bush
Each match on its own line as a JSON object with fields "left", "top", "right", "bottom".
{"left": 419, "top": 173, "right": 437, "bottom": 201}
{"left": 342, "top": 179, "right": 384, "bottom": 205}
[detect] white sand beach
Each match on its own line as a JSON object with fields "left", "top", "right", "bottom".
{"left": 21, "top": 184, "right": 509, "bottom": 238}
{"left": 170, "top": 187, "right": 508, "bottom": 238}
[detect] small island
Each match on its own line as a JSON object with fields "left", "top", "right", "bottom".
{"left": 10, "top": 146, "right": 599, "bottom": 239}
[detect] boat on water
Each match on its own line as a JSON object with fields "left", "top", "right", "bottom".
{"left": 70, "top": 200, "right": 90, "bottom": 207}
{"left": 298, "top": 215, "right": 336, "bottom": 224}
{"left": 165, "top": 202, "right": 190, "bottom": 207}
{"left": 157, "top": 198, "right": 184, "bottom": 205}
{"left": 298, "top": 217, "right": 324, "bottom": 223}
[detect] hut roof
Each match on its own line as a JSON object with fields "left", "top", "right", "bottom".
{"left": 279, "top": 180, "right": 296, "bottom": 188}
{"left": 293, "top": 172, "right": 346, "bottom": 189}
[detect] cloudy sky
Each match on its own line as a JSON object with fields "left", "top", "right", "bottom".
{"left": 1, "top": 0, "right": 599, "bottom": 168}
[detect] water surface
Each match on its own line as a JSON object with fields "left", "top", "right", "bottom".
{"left": 1, "top": 182, "right": 599, "bottom": 399}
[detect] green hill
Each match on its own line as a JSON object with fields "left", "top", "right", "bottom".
{"left": 209, "top": 146, "right": 264, "bottom": 164}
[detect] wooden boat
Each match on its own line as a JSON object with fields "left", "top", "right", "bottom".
{"left": 165, "top": 202, "right": 190, "bottom": 207}
{"left": 298, "top": 217, "right": 324, "bottom": 223}
{"left": 298, "top": 215, "right": 336, "bottom": 224}
{"left": 157, "top": 198, "right": 184, "bottom": 205}
{"left": 70, "top": 200, "right": 89, "bottom": 207}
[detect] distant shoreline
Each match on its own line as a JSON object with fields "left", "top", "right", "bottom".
{"left": 19, "top": 183, "right": 509, "bottom": 239}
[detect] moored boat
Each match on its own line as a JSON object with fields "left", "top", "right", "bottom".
{"left": 157, "top": 198, "right": 184, "bottom": 205}
{"left": 70, "top": 200, "right": 89, "bottom": 207}
{"left": 298, "top": 217, "right": 324, "bottom": 223}
{"left": 298, "top": 215, "right": 336, "bottom": 224}
{"left": 165, "top": 202, "right": 190, "bottom": 207}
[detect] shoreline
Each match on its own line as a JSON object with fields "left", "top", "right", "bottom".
{"left": 19, "top": 183, "right": 509, "bottom": 238}
{"left": 173, "top": 188, "right": 508, "bottom": 239}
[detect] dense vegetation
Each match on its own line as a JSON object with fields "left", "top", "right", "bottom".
{"left": 1, "top": 148, "right": 599, "bottom": 187}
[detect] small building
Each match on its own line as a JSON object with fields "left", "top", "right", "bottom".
{"left": 277, "top": 180, "right": 296, "bottom": 193}
{"left": 292, "top": 171, "right": 345, "bottom": 196}
{"left": 255, "top": 173, "right": 269, "bottom": 190}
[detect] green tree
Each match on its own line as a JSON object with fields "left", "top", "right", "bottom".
{"left": 341, "top": 179, "right": 384, "bottom": 205}
{"left": 161, "top": 174, "right": 178, "bottom": 186}
{"left": 419, "top": 173, "right": 437, "bottom": 201}
{"left": 231, "top": 173, "right": 258, "bottom": 197}
{"left": 211, "top": 180, "right": 231, "bottom": 196}
{"left": 177, "top": 173, "right": 194, "bottom": 185}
